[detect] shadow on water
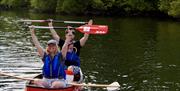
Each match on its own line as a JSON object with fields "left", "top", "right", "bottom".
{"left": 0, "top": 10, "right": 180, "bottom": 91}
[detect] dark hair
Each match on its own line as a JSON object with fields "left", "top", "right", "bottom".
{"left": 65, "top": 29, "right": 75, "bottom": 35}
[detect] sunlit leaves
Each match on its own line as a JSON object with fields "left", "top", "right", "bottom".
{"left": 168, "top": 0, "right": 180, "bottom": 18}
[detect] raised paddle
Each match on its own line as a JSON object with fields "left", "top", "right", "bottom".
{"left": 18, "top": 19, "right": 87, "bottom": 24}
{"left": 0, "top": 71, "right": 120, "bottom": 90}
{"left": 28, "top": 25, "right": 108, "bottom": 34}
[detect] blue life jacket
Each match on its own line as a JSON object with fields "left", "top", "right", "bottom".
{"left": 42, "top": 52, "right": 66, "bottom": 79}
{"left": 65, "top": 51, "right": 80, "bottom": 67}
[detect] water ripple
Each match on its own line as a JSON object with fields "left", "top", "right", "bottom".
{"left": 0, "top": 15, "right": 42, "bottom": 91}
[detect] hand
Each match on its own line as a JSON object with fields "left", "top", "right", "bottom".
{"left": 29, "top": 25, "right": 35, "bottom": 33}
{"left": 48, "top": 19, "right": 53, "bottom": 27}
{"left": 65, "top": 37, "right": 72, "bottom": 45}
{"left": 84, "top": 19, "right": 93, "bottom": 35}
{"left": 88, "top": 19, "right": 93, "bottom": 25}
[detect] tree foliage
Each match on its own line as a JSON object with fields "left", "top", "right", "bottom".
{"left": 56, "top": 0, "right": 89, "bottom": 14}
{"left": 30, "top": 0, "right": 57, "bottom": 12}
{"left": 158, "top": 0, "right": 173, "bottom": 12}
{"left": 0, "top": 0, "right": 180, "bottom": 18}
{"left": 1, "top": 0, "right": 28, "bottom": 8}
{"left": 168, "top": 0, "right": 180, "bottom": 17}
{"left": 158, "top": 0, "right": 180, "bottom": 17}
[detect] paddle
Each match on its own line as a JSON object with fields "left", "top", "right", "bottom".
{"left": 69, "top": 82, "right": 120, "bottom": 90}
{"left": 29, "top": 25, "right": 108, "bottom": 34}
{"left": 19, "top": 19, "right": 87, "bottom": 24}
{"left": 0, "top": 71, "right": 33, "bottom": 81}
{"left": 0, "top": 71, "right": 120, "bottom": 90}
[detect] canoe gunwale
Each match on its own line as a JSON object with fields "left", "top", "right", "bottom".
{"left": 26, "top": 85, "right": 75, "bottom": 90}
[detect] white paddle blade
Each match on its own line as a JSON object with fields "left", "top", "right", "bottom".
{"left": 107, "top": 82, "right": 120, "bottom": 91}
{"left": 64, "top": 21, "right": 87, "bottom": 24}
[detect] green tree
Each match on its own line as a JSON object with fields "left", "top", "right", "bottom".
{"left": 56, "top": 0, "right": 89, "bottom": 14}
{"left": 90, "top": 0, "right": 115, "bottom": 10}
{"left": 1, "top": 0, "right": 28, "bottom": 8}
{"left": 158, "top": 0, "right": 174, "bottom": 13}
{"left": 113, "top": 0, "right": 126, "bottom": 8}
{"left": 30, "top": 0, "right": 57, "bottom": 12}
{"left": 56, "top": 0, "right": 64, "bottom": 13}
{"left": 1, "top": 0, "right": 10, "bottom": 7}
{"left": 91, "top": 0, "right": 105, "bottom": 10}
{"left": 124, "top": 0, "right": 158, "bottom": 12}
{"left": 168, "top": 0, "right": 180, "bottom": 17}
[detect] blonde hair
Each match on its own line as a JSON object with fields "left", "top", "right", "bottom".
{"left": 45, "top": 44, "right": 59, "bottom": 55}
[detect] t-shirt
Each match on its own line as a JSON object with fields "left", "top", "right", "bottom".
{"left": 58, "top": 39, "right": 82, "bottom": 56}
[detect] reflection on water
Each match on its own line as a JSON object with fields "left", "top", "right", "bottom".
{"left": 0, "top": 11, "right": 180, "bottom": 91}
{"left": 0, "top": 15, "right": 42, "bottom": 91}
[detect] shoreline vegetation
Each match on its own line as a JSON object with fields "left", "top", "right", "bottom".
{"left": 0, "top": 0, "right": 180, "bottom": 19}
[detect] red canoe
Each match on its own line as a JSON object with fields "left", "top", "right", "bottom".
{"left": 25, "top": 86, "right": 78, "bottom": 91}
{"left": 25, "top": 74, "right": 82, "bottom": 91}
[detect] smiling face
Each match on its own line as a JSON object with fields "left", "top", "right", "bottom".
{"left": 47, "top": 43, "right": 58, "bottom": 54}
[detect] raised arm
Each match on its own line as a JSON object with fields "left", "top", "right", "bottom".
{"left": 48, "top": 20, "right": 60, "bottom": 42}
{"left": 61, "top": 38, "right": 71, "bottom": 60}
{"left": 30, "top": 26, "right": 44, "bottom": 57}
{"left": 80, "top": 19, "right": 93, "bottom": 47}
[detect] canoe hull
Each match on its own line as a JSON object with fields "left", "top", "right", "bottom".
{"left": 26, "top": 86, "right": 78, "bottom": 91}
